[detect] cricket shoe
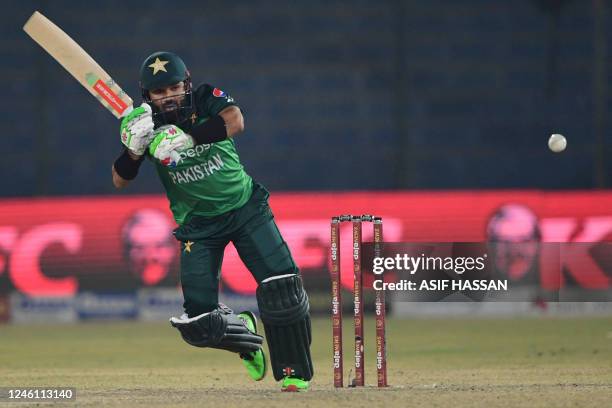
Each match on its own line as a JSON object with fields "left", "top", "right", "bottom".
{"left": 238, "top": 311, "right": 267, "bottom": 381}
{"left": 281, "top": 376, "right": 310, "bottom": 392}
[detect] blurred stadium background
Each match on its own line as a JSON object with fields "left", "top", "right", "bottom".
{"left": 4, "top": 0, "right": 612, "bottom": 195}
{"left": 1, "top": 1, "right": 612, "bottom": 404}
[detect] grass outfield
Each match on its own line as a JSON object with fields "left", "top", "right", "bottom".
{"left": 1, "top": 317, "right": 611, "bottom": 407}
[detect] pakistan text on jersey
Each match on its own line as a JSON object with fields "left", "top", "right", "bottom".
{"left": 169, "top": 153, "right": 224, "bottom": 184}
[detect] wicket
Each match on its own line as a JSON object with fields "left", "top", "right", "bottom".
{"left": 331, "top": 214, "right": 387, "bottom": 388}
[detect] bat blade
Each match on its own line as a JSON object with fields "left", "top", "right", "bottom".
{"left": 23, "top": 11, "right": 133, "bottom": 118}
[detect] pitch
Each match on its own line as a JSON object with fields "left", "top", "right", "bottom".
{"left": 1, "top": 317, "right": 611, "bottom": 407}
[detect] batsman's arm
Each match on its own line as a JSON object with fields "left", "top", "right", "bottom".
{"left": 112, "top": 150, "right": 144, "bottom": 189}
{"left": 112, "top": 166, "right": 129, "bottom": 189}
{"left": 219, "top": 106, "right": 244, "bottom": 137}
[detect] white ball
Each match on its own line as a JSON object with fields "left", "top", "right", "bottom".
{"left": 548, "top": 133, "right": 567, "bottom": 153}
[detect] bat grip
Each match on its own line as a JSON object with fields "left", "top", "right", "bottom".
{"left": 121, "top": 105, "right": 134, "bottom": 118}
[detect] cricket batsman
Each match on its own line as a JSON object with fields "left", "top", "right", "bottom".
{"left": 111, "top": 51, "right": 313, "bottom": 392}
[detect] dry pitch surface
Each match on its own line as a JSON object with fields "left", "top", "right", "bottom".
{"left": 1, "top": 317, "right": 611, "bottom": 407}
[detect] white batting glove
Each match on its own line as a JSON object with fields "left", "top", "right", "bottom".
{"left": 149, "top": 125, "right": 194, "bottom": 167}
{"left": 120, "top": 103, "right": 155, "bottom": 156}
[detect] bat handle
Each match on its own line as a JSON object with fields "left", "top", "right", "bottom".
{"left": 121, "top": 105, "right": 134, "bottom": 118}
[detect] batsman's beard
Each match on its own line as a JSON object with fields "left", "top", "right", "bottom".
{"left": 153, "top": 93, "right": 192, "bottom": 126}
{"left": 162, "top": 101, "right": 178, "bottom": 111}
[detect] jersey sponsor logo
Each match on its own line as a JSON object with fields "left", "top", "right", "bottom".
{"left": 212, "top": 88, "right": 226, "bottom": 97}
{"left": 180, "top": 143, "right": 212, "bottom": 160}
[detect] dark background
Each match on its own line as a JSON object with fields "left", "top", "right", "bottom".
{"left": 2, "top": 0, "right": 610, "bottom": 196}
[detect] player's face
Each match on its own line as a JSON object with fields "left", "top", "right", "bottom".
{"left": 149, "top": 82, "right": 186, "bottom": 112}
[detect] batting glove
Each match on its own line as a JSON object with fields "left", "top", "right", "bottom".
{"left": 149, "top": 125, "right": 194, "bottom": 167}
{"left": 120, "top": 103, "right": 155, "bottom": 156}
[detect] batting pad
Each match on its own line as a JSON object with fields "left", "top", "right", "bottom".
{"left": 170, "top": 305, "right": 263, "bottom": 354}
{"left": 257, "top": 274, "right": 314, "bottom": 381}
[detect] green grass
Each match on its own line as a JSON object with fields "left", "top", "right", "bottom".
{"left": 1, "top": 317, "right": 611, "bottom": 407}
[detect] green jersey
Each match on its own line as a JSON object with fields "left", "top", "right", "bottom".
{"left": 151, "top": 84, "right": 253, "bottom": 224}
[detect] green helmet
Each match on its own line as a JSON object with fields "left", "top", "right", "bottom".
{"left": 139, "top": 51, "right": 190, "bottom": 92}
{"left": 139, "top": 51, "right": 193, "bottom": 126}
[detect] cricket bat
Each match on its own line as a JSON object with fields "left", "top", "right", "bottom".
{"left": 23, "top": 11, "right": 133, "bottom": 118}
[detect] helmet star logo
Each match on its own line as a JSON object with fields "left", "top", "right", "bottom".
{"left": 148, "top": 57, "right": 170, "bottom": 75}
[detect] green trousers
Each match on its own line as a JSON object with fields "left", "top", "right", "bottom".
{"left": 173, "top": 182, "right": 299, "bottom": 317}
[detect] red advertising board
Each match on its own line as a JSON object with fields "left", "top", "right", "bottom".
{"left": 0, "top": 191, "right": 611, "bottom": 296}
